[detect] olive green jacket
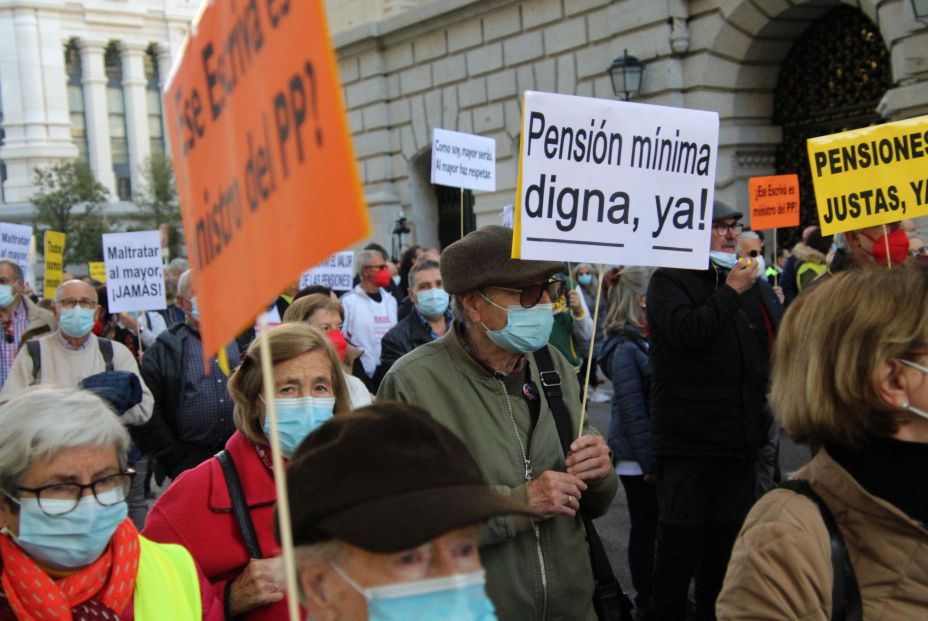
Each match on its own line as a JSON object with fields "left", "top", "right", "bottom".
{"left": 378, "top": 326, "right": 618, "bottom": 621}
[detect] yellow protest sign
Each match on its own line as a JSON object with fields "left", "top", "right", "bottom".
{"left": 807, "top": 115, "right": 928, "bottom": 235}
{"left": 165, "top": 0, "right": 369, "bottom": 363}
{"left": 89, "top": 262, "right": 107, "bottom": 283}
{"left": 43, "top": 231, "right": 66, "bottom": 300}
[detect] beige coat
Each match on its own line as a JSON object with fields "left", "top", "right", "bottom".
{"left": 717, "top": 449, "right": 928, "bottom": 620}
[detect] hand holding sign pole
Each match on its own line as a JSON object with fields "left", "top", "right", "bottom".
{"left": 165, "top": 2, "right": 369, "bottom": 618}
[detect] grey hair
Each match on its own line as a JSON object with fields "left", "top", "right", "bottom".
{"left": 604, "top": 266, "right": 655, "bottom": 335}
{"left": 408, "top": 259, "right": 440, "bottom": 289}
{"left": 739, "top": 231, "right": 760, "bottom": 242}
{"left": 0, "top": 386, "right": 130, "bottom": 496}
{"left": 168, "top": 257, "right": 189, "bottom": 274}
{"left": 294, "top": 541, "right": 346, "bottom": 604}
{"left": 54, "top": 279, "right": 95, "bottom": 304}
{"left": 177, "top": 269, "right": 194, "bottom": 298}
{"left": 356, "top": 250, "right": 378, "bottom": 274}
{"left": 0, "top": 260, "right": 24, "bottom": 283}
{"left": 452, "top": 294, "right": 470, "bottom": 327}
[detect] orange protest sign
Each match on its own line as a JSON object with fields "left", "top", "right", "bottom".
{"left": 165, "top": 0, "right": 369, "bottom": 362}
{"left": 748, "top": 174, "right": 800, "bottom": 230}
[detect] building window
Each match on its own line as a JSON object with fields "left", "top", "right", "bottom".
{"left": 105, "top": 42, "right": 131, "bottom": 200}
{"left": 65, "top": 40, "right": 89, "bottom": 163}
{"left": 145, "top": 45, "right": 165, "bottom": 156}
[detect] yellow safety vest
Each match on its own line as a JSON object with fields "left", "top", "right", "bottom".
{"left": 134, "top": 536, "right": 202, "bottom": 621}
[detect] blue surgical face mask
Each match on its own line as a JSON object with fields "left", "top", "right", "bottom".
{"left": 8, "top": 488, "right": 128, "bottom": 569}
{"left": 415, "top": 288, "right": 450, "bottom": 318}
{"left": 58, "top": 306, "right": 96, "bottom": 338}
{"left": 479, "top": 293, "right": 554, "bottom": 354}
{"left": 0, "top": 284, "right": 16, "bottom": 309}
{"left": 263, "top": 396, "right": 335, "bottom": 457}
{"left": 331, "top": 564, "right": 498, "bottom": 621}
{"left": 577, "top": 273, "right": 593, "bottom": 286}
{"left": 190, "top": 296, "right": 200, "bottom": 322}
{"left": 709, "top": 251, "right": 738, "bottom": 270}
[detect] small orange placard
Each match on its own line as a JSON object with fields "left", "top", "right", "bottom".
{"left": 165, "top": 0, "right": 370, "bottom": 362}
{"left": 748, "top": 174, "right": 800, "bottom": 230}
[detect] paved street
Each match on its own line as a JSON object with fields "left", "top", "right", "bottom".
{"left": 585, "top": 385, "right": 811, "bottom": 604}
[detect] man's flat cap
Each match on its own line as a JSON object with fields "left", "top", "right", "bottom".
{"left": 712, "top": 200, "right": 743, "bottom": 223}
{"left": 440, "top": 225, "right": 563, "bottom": 294}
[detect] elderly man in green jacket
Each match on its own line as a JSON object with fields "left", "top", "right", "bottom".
{"left": 378, "top": 225, "right": 618, "bottom": 621}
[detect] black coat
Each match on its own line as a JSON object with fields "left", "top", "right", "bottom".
{"left": 646, "top": 265, "right": 783, "bottom": 459}
{"left": 379, "top": 311, "right": 438, "bottom": 376}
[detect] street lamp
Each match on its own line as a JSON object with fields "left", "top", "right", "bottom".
{"left": 608, "top": 50, "right": 644, "bottom": 100}
{"left": 912, "top": 0, "right": 928, "bottom": 22}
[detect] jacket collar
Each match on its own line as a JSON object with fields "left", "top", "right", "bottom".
{"left": 445, "top": 323, "right": 526, "bottom": 380}
{"left": 804, "top": 449, "right": 928, "bottom": 538}
{"left": 208, "top": 431, "right": 277, "bottom": 511}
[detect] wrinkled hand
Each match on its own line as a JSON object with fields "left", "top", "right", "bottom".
{"left": 725, "top": 261, "right": 756, "bottom": 294}
{"left": 565, "top": 434, "right": 612, "bottom": 483}
{"left": 568, "top": 291, "right": 584, "bottom": 315}
{"left": 229, "top": 557, "right": 285, "bottom": 615}
{"left": 527, "top": 471, "right": 587, "bottom": 519}
{"left": 773, "top": 285, "right": 784, "bottom": 304}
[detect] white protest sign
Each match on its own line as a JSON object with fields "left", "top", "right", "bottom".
{"left": 299, "top": 251, "right": 355, "bottom": 291}
{"left": 0, "top": 223, "right": 33, "bottom": 287}
{"left": 430, "top": 128, "right": 496, "bottom": 192}
{"left": 513, "top": 92, "right": 719, "bottom": 269}
{"left": 103, "top": 230, "right": 166, "bottom": 313}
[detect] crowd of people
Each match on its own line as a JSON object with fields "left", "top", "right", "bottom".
{"left": 0, "top": 204, "right": 926, "bottom": 620}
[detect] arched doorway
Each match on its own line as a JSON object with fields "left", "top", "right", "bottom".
{"left": 774, "top": 5, "right": 892, "bottom": 248}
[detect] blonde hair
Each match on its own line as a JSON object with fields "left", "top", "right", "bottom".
{"left": 604, "top": 266, "right": 654, "bottom": 335}
{"left": 228, "top": 323, "right": 351, "bottom": 444}
{"left": 283, "top": 294, "right": 344, "bottom": 325}
{"left": 771, "top": 263, "right": 928, "bottom": 449}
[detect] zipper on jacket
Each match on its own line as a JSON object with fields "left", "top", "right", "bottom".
{"left": 497, "top": 378, "right": 548, "bottom": 620}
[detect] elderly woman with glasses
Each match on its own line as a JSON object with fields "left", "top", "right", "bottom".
{"left": 143, "top": 322, "right": 351, "bottom": 621}
{"left": 717, "top": 262, "right": 928, "bottom": 620}
{"left": 0, "top": 385, "right": 221, "bottom": 620}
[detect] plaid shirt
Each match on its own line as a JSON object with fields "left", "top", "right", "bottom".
{"left": 0, "top": 302, "right": 27, "bottom": 389}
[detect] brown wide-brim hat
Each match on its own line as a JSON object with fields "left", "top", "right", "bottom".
{"left": 440, "top": 225, "right": 564, "bottom": 294}
{"left": 285, "top": 402, "right": 540, "bottom": 553}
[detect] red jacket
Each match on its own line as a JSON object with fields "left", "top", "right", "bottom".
{"left": 143, "top": 431, "right": 300, "bottom": 620}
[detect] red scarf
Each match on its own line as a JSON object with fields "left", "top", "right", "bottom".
{"left": 0, "top": 519, "right": 140, "bottom": 621}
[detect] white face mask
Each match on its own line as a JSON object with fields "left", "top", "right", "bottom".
{"left": 899, "top": 359, "right": 928, "bottom": 421}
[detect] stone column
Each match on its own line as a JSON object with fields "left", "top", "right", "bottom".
{"left": 13, "top": 7, "right": 47, "bottom": 143}
{"left": 79, "top": 40, "right": 117, "bottom": 197}
{"left": 157, "top": 45, "right": 173, "bottom": 156}
{"left": 122, "top": 42, "right": 151, "bottom": 195}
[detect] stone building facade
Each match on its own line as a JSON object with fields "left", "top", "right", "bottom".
{"left": 0, "top": 0, "right": 198, "bottom": 208}
{"left": 329, "top": 0, "right": 928, "bottom": 250}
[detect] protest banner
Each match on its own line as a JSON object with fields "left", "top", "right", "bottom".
{"left": 165, "top": 0, "right": 369, "bottom": 363}
{"left": 102, "top": 231, "right": 166, "bottom": 313}
{"left": 300, "top": 251, "right": 354, "bottom": 291}
{"left": 512, "top": 92, "right": 719, "bottom": 270}
{"left": 165, "top": 2, "right": 369, "bottom": 617}
{"left": 431, "top": 128, "right": 496, "bottom": 237}
{"left": 89, "top": 261, "right": 107, "bottom": 283}
{"left": 749, "top": 174, "right": 800, "bottom": 230}
{"left": 43, "top": 231, "right": 66, "bottom": 300}
{"left": 807, "top": 114, "right": 928, "bottom": 236}
{"left": 0, "top": 223, "right": 34, "bottom": 287}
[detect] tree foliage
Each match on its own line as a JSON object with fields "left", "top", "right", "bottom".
{"left": 134, "top": 153, "right": 182, "bottom": 257}
{"left": 31, "top": 161, "right": 110, "bottom": 264}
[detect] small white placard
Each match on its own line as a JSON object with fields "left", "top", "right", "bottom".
{"left": 103, "top": 230, "right": 166, "bottom": 312}
{"left": 0, "top": 223, "right": 34, "bottom": 287}
{"left": 430, "top": 128, "right": 496, "bottom": 192}
{"left": 299, "top": 251, "right": 355, "bottom": 292}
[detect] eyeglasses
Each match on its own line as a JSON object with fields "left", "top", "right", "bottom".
{"left": 490, "top": 279, "right": 566, "bottom": 309}
{"left": 57, "top": 298, "right": 97, "bottom": 310}
{"left": 714, "top": 223, "right": 744, "bottom": 236}
{"left": 13, "top": 470, "right": 135, "bottom": 516}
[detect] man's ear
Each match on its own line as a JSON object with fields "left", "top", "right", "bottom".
{"left": 299, "top": 564, "right": 336, "bottom": 621}
{"left": 457, "top": 291, "right": 484, "bottom": 325}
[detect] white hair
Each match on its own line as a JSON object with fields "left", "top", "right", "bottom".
{"left": 0, "top": 386, "right": 130, "bottom": 495}
{"left": 294, "top": 540, "right": 346, "bottom": 604}
{"left": 356, "top": 250, "right": 378, "bottom": 275}
{"left": 177, "top": 269, "right": 194, "bottom": 298}
{"left": 54, "top": 279, "right": 96, "bottom": 304}
{"left": 168, "top": 257, "right": 189, "bottom": 273}
{"left": 739, "top": 231, "right": 761, "bottom": 242}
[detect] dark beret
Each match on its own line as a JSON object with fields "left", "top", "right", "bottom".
{"left": 712, "top": 200, "right": 743, "bottom": 222}
{"left": 440, "top": 225, "right": 564, "bottom": 294}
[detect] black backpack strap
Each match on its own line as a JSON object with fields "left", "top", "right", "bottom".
{"left": 26, "top": 340, "right": 41, "bottom": 384}
{"left": 532, "top": 347, "right": 633, "bottom": 620}
{"left": 779, "top": 479, "right": 862, "bottom": 621}
{"left": 216, "top": 450, "right": 263, "bottom": 560}
{"left": 97, "top": 338, "right": 114, "bottom": 372}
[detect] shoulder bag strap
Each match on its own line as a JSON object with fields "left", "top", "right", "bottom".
{"left": 97, "top": 338, "right": 114, "bottom": 371}
{"left": 26, "top": 339, "right": 41, "bottom": 384}
{"left": 779, "top": 479, "right": 862, "bottom": 621}
{"left": 216, "top": 450, "right": 263, "bottom": 560}
{"left": 532, "top": 347, "right": 632, "bottom": 620}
